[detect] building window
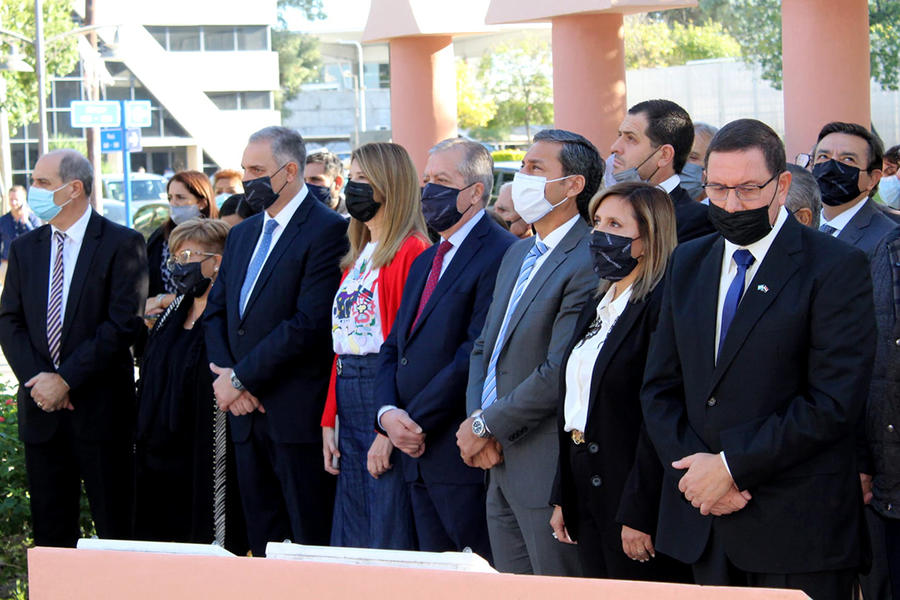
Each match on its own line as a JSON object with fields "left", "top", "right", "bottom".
{"left": 168, "top": 27, "right": 201, "bottom": 51}
{"left": 204, "top": 26, "right": 235, "bottom": 51}
{"left": 237, "top": 26, "right": 267, "bottom": 51}
{"left": 206, "top": 91, "right": 272, "bottom": 110}
{"left": 207, "top": 92, "right": 239, "bottom": 110}
{"left": 147, "top": 26, "right": 167, "bottom": 48}
{"left": 150, "top": 26, "right": 270, "bottom": 52}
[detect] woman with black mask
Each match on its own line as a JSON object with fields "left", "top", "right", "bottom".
{"left": 134, "top": 218, "right": 247, "bottom": 554}
{"left": 549, "top": 182, "right": 690, "bottom": 582}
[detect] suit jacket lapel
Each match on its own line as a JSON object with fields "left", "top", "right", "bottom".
{"left": 689, "top": 237, "right": 724, "bottom": 384}
{"left": 483, "top": 241, "right": 529, "bottom": 360}
{"left": 60, "top": 212, "right": 101, "bottom": 347}
{"left": 709, "top": 219, "right": 802, "bottom": 393}
{"left": 838, "top": 199, "right": 873, "bottom": 247}
{"left": 231, "top": 216, "right": 263, "bottom": 318}
{"left": 240, "top": 201, "right": 313, "bottom": 322}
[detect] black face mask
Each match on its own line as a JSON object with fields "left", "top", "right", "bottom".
{"left": 813, "top": 159, "right": 864, "bottom": 206}
{"left": 170, "top": 261, "right": 213, "bottom": 297}
{"left": 345, "top": 180, "right": 380, "bottom": 222}
{"left": 588, "top": 230, "right": 639, "bottom": 282}
{"left": 243, "top": 163, "right": 288, "bottom": 212}
{"left": 306, "top": 182, "right": 333, "bottom": 206}
{"left": 707, "top": 182, "right": 779, "bottom": 246}
{"left": 421, "top": 182, "right": 475, "bottom": 232}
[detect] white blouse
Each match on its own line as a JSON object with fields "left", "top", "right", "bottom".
{"left": 331, "top": 242, "right": 383, "bottom": 355}
{"left": 563, "top": 284, "right": 632, "bottom": 433}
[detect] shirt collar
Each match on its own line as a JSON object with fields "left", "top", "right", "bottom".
{"left": 535, "top": 213, "right": 580, "bottom": 251}
{"left": 444, "top": 209, "right": 485, "bottom": 247}
{"left": 658, "top": 173, "right": 680, "bottom": 194}
{"left": 820, "top": 195, "right": 868, "bottom": 232}
{"left": 598, "top": 282, "right": 632, "bottom": 321}
{"left": 263, "top": 184, "right": 308, "bottom": 229}
{"left": 723, "top": 205, "right": 789, "bottom": 264}
{"left": 51, "top": 204, "right": 92, "bottom": 244}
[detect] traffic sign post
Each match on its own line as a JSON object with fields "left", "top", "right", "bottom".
{"left": 120, "top": 101, "right": 133, "bottom": 228}
{"left": 70, "top": 101, "right": 120, "bottom": 128}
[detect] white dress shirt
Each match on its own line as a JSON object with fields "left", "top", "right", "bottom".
{"left": 563, "top": 284, "right": 632, "bottom": 432}
{"left": 48, "top": 205, "right": 92, "bottom": 325}
{"left": 658, "top": 173, "right": 681, "bottom": 194}
{"left": 818, "top": 195, "right": 868, "bottom": 236}
{"left": 439, "top": 209, "right": 485, "bottom": 278}
{"left": 240, "top": 185, "right": 308, "bottom": 314}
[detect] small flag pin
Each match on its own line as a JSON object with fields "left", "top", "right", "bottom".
{"left": 757, "top": 284, "right": 769, "bottom": 293}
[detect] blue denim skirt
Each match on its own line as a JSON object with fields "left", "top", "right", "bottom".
{"left": 330, "top": 353, "right": 416, "bottom": 549}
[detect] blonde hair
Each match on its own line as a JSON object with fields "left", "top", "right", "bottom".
{"left": 588, "top": 182, "right": 677, "bottom": 302}
{"left": 341, "top": 142, "right": 428, "bottom": 271}
{"left": 168, "top": 218, "right": 230, "bottom": 255}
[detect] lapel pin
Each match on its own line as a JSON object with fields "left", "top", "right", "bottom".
{"left": 757, "top": 284, "right": 769, "bottom": 293}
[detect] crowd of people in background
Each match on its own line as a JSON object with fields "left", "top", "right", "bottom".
{"left": 1, "top": 96, "right": 899, "bottom": 600}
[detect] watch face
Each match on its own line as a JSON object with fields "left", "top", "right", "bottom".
{"left": 472, "top": 418, "right": 484, "bottom": 437}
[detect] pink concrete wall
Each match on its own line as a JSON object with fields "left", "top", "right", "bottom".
{"left": 28, "top": 547, "right": 811, "bottom": 600}
{"left": 552, "top": 13, "right": 626, "bottom": 154}
{"left": 782, "top": 0, "right": 871, "bottom": 160}
{"left": 389, "top": 35, "right": 458, "bottom": 173}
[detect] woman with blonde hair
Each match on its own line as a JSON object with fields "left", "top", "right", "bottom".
{"left": 320, "top": 142, "right": 428, "bottom": 549}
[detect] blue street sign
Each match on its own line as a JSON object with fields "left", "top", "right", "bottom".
{"left": 71, "top": 101, "right": 121, "bottom": 128}
{"left": 124, "top": 101, "right": 152, "bottom": 128}
{"left": 100, "top": 129, "right": 123, "bottom": 153}
{"left": 126, "top": 128, "right": 142, "bottom": 152}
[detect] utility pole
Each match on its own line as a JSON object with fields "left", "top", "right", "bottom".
{"left": 84, "top": 0, "right": 102, "bottom": 211}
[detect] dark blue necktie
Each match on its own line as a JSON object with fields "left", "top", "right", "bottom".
{"left": 718, "top": 249, "right": 755, "bottom": 357}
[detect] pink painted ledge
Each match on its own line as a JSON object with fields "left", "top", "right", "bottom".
{"left": 29, "top": 546, "right": 809, "bottom": 600}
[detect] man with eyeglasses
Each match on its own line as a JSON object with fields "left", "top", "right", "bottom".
{"left": 610, "top": 99, "right": 715, "bottom": 242}
{"left": 642, "top": 118, "right": 875, "bottom": 600}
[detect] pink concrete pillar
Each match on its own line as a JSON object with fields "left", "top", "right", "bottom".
{"left": 389, "top": 35, "right": 458, "bottom": 173}
{"left": 782, "top": 0, "right": 870, "bottom": 160}
{"left": 551, "top": 13, "right": 626, "bottom": 154}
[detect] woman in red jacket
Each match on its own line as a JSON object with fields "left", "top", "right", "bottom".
{"left": 320, "top": 142, "right": 428, "bottom": 549}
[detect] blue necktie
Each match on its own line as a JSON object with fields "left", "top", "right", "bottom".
{"left": 240, "top": 219, "right": 279, "bottom": 317}
{"left": 718, "top": 248, "right": 755, "bottom": 356}
{"left": 819, "top": 223, "right": 837, "bottom": 235}
{"left": 481, "top": 239, "right": 548, "bottom": 409}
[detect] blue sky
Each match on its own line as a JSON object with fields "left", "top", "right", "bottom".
{"left": 283, "top": 0, "right": 372, "bottom": 33}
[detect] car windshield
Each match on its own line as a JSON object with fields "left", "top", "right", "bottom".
{"left": 105, "top": 179, "right": 167, "bottom": 202}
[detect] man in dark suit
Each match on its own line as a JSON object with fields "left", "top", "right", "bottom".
{"left": 610, "top": 99, "right": 715, "bottom": 243}
{"left": 812, "top": 121, "right": 898, "bottom": 256}
{"left": 0, "top": 149, "right": 148, "bottom": 547}
{"left": 458, "top": 129, "right": 599, "bottom": 576}
{"left": 642, "top": 119, "right": 875, "bottom": 600}
{"left": 376, "top": 139, "right": 515, "bottom": 560}
{"left": 204, "top": 126, "right": 348, "bottom": 557}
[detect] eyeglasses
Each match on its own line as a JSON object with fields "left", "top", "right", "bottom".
{"left": 166, "top": 249, "right": 218, "bottom": 271}
{"left": 702, "top": 172, "right": 779, "bottom": 202}
{"left": 795, "top": 153, "right": 812, "bottom": 169}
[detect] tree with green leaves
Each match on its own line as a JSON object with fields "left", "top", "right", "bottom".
{"left": 456, "top": 59, "right": 496, "bottom": 130}
{"left": 625, "top": 15, "right": 742, "bottom": 70}
{"left": 274, "top": 0, "right": 325, "bottom": 117}
{"left": 1, "top": 0, "right": 79, "bottom": 133}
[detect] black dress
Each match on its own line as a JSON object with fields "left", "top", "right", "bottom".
{"left": 134, "top": 296, "right": 248, "bottom": 553}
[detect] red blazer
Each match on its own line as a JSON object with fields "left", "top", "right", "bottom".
{"left": 320, "top": 233, "right": 429, "bottom": 427}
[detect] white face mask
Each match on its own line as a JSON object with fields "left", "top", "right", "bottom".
{"left": 879, "top": 174, "right": 900, "bottom": 209}
{"left": 511, "top": 172, "right": 573, "bottom": 224}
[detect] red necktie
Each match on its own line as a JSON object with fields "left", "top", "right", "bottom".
{"left": 412, "top": 240, "right": 453, "bottom": 331}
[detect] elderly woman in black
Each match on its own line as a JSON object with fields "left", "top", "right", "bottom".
{"left": 549, "top": 182, "right": 689, "bottom": 582}
{"left": 134, "top": 218, "right": 246, "bottom": 553}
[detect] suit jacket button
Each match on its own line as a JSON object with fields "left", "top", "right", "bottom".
{"left": 888, "top": 424, "right": 895, "bottom": 433}
{"left": 588, "top": 442, "right": 599, "bottom": 454}
{"left": 895, "top": 338, "right": 900, "bottom": 347}
{"left": 707, "top": 397, "right": 717, "bottom": 407}
{"left": 237, "top": 328, "right": 245, "bottom": 336}
{"left": 400, "top": 357, "right": 408, "bottom": 366}
{"left": 590, "top": 475, "right": 602, "bottom": 487}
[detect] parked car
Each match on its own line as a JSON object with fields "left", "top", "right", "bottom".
{"left": 102, "top": 173, "right": 168, "bottom": 204}
{"left": 102, "top": 200, "right": 169, "bottom": 240}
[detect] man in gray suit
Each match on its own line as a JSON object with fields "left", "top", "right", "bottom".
{"left": 457, "top": 129, "right": 601, "bottom": 576}
{"left": 812, "top": 121, "right": 898, "bottom": 257}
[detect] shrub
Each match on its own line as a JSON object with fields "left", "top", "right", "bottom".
{"left": 491, "top": 150, "right": 526, "bottom": 163}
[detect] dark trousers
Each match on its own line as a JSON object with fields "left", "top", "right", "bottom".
{"left": 409, "top": 479, "right": 492, "bottom": 563}
{"left": 233, "top": 413, "right": 334, "bottom": 557}
{"left": 883, "top": 514, "right": 900, "bottom": 599}
{"left": 858, "top": 506, "right": 892, "bottom": 600}
{"left": 25, "top": 419, "right": 133, "bottom": 547}
{"left": 693, "top": 520, "right": 855, "bottom": 600}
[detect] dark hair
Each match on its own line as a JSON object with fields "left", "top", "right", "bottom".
{"left": 816, "top": 122, "right": 884, "bottom": 172}
{"left": 532, "top": 129, "right": 603, "bottom": 223}
{"left": 218, "top": 194, "right": 242, "bottom": 217}
{"left": 164, "top": 170, "right": 218, "bottom": 237}
{"left": 705, "top": 119, "right": 786, "bottom": 179}
{"left": 885, "top": 145, "right": 900, "bottom": 163}
{"left": 628, "top": 99, "right": 694, "bottom": 173}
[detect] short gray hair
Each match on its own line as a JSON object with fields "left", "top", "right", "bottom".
{"left": 694, "top": 122, "right": 719, "bottom": 142}
{"left": 785, "top": 163, "right": 822, "bottom": 229}
{"left": 429, "top": 138, "right": 494, "bottom": 204}
{"left": 248, "top": 126, "right": 306, "bottom": 169}
{"left": 55, "top": 149, "right": 93, "bottom": 198}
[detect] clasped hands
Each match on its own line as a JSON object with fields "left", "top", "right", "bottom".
{"left": 26, "top": 372, "right": 72, "bottom": 412}
{"left": 210, "top": 363, "right": 265, "bottom": 416}
{"left": 673, "top": 452, "right": 752, "bottom": 516}
{"left": 456, "top": 416, "right": 503, "bottom": 470}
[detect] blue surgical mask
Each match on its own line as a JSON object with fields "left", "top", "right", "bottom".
{"left": 28, "top": 182, "right": 72, "bottom": 222}
{"left": 612, "top": 147, "right": 661, "bottom": 184}
{"left": 170, "top": 204, "right": 202, "bottom": 225}
{"left": 879, "top": 175, "right": 900, "bottom": 209}
{"left": 679, "top": 163, "right": 705, "bottom": 200}
{"left": 215, "top": 193, "right": 230, "bottom": 208}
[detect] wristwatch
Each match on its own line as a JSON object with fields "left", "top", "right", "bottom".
{"left": 230, "top": 370, "right": 245, "bottom": 391}
{"left": 472, "top": 415, "right": 491, "bottom": 438}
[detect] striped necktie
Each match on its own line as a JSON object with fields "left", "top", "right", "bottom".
{"left": 481, "top": 239, "right": 548, "bottom": 409}
{"left": 47, "top": 231, "right": 66, "bottom": 368}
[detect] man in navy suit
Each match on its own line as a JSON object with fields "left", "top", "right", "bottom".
{"left": 205, "top": 126, "right": 348, "bottom": 556}
{"left": 376, "top": 139, "right": 515, "bottom": 560}
{"left": 642, "top": 119, "right": 875, "bottom": 600}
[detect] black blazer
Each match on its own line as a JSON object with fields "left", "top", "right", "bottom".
{"left": 0, "top": 211, "right": 148, "bottom": 443}
{"left": 204, "top": 195, "right": 348, "bottom": 444}
{"left": 669, "top": 184, "right": 716, "bottom": 243}
{"left": 553, "top": 284, "right": 665, "bottom": 540}
{"left": 146, "top": 225, "right": 169, "bottom": 297}
{"left": 641, "top": 215, "right": 876, "bottom": 573}
{"left": 376, "top": 214, "right": 516, "bottom": 484}
{"left": 837, "top": 197, "right": 899, "bottom": 257}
